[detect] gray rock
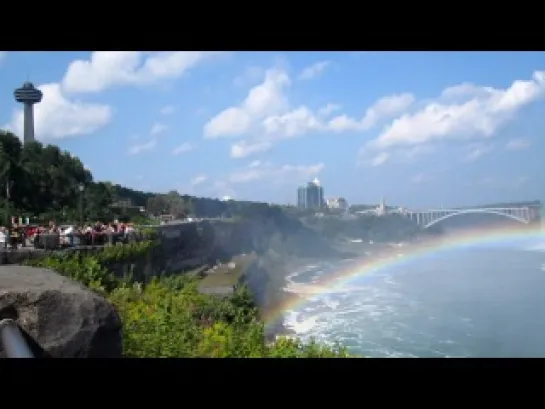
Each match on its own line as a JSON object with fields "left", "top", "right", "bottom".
{"left": 0, "top": 265, "right": 122, "bottom": 358}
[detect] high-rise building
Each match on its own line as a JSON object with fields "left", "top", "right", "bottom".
{"left": 14, "top": 82, "right": 43, "bottom": 144}
{"left": 376, "top": 196, "right": 387, "bottom": 215}
{"left": 326, "top": 197, "right": 348, "bottom": 210}
{"left": 297, "top": 186, "right": 307, "bottom": 208}
{"left": 297, "top": 178, "right": 324, "bottom": 209}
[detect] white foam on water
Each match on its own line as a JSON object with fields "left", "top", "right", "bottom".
{"left": 283, "top": 240, "right": 545, "bottom": 358}
{"left": 322, "top": 296, "right": 340, "bottom": 310}
{"left": 283, "top": 310, "right": 319, "bottom": 335}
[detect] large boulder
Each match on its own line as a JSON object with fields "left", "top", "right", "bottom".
{"left": 0, "top": 265, "right": 122, "bottom": 358}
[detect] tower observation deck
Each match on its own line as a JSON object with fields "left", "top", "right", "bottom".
{"left": 14, "top": 81, "right": 43, "bottom": 144}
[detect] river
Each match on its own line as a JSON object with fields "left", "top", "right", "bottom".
{"left": 280, "top": 229, "right": 545, "bottom": 357}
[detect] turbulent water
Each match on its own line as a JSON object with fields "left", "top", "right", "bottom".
{"left": 282, "top": 234, "right": 545, "bottom": 357}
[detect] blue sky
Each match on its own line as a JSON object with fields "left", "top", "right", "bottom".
{"left": 0, "top": 51, "right": 544, "bottom": 208}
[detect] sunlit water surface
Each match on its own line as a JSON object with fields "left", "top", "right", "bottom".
{"left": 281, "top": 234, "right": 545, "bottom": 357}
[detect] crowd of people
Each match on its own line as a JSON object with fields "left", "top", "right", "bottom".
{"left": 0, "top": 220, "right": 141, "bottom": 250}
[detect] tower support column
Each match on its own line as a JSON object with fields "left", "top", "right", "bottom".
{"left": 23, "top": 103, "right": 35, "bottom": 143}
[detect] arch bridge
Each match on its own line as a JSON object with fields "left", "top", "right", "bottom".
{"left": 405, "top": 206, "right": 540, "bottom": 229}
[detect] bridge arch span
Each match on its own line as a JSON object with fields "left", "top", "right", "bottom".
{"left": 423, "top": 209, "right": 529, "bottom": 229}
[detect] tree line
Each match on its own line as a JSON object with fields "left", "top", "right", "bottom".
{"left": 0, "top": 129, "right": 429, "bottom": 243}
{"left": 0, "top": 130, "right": 108, "bottom": 223}
{"left": 0, "top": 130, "right": 295, "bottom": 225}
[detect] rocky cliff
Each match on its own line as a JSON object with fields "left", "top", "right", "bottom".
{"left": 154, "top": 217, "right": 343, "bottom": 271}
{"left": 0, "top": 265, "right": 122, "bottom": 358}
{"left": 0, "top": 217, "right": 351, "bottom": 312}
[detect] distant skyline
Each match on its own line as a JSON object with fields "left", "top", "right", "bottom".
{"left": 0, "top": 51, "right": 544, "bottom": 208}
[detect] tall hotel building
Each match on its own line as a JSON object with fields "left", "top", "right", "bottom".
{"left": 297, "top": 178, "right": 324, "bottom": 209}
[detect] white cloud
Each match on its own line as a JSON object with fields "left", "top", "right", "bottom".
{"left": 205, "top": 107, "right": 253, "bottom": 139}
{"left": 361, "top": 94, "right": 415, "bottom": 129}
{"left": 6, "top": 83, "right": 112, "bottom": 141}
{"left": 62, "top": 51, "right": 225, "bottom": 94}
{"left": 0, "top": 52, "right": 6, "bottom": 64}
{"left": 210, "top": 180, "right": 237, "bottom": 198}
{"left": 150, "top": 122, "right": 168, "bottom": 136}
{"left": 204, "top": 68, "right": 290, "bottom": 139}
{"left": 505, "top": 137, "right": 531, "bottom": 151}
{"left": 464, "top": 143, "right": 493, "bottom": 162}
{"left": 160, "top": 105, "right": 175, "bottom": 115}
{"left": 7, "top": 52, "right": 222, "bottom": 142}
{"left": 263, "top": 106, "right": 323, "bottom": 137}
{"left": 404, "top": 145, "right": 435, "bottom": 161}
{"left": 367, "top": 71, "right": 545, "bottom": 151}
{"left": 126, "top": 122, "right": 170, "bottom": 156}
{"left": 172, "top": 142, "right": 193, "bottom": 155}
{"left": 359, "top": 71, "right": 545, "bottom": 167}
{"left": 233, "top": 66, "right": 264, "bottom": 87}
{"left": 370, "top": 152, "right": 389, "bottom": 167}
{"left": 298, "top": 61, "right": 330, "bottom": 81}
{"left": 204, "top": 67, "right": 412, "bottom": 158}
{"left": 127, "top": 139, "right": 156, "bottom": 155}
{"left": 181, "top": 179, "right": 236, "bottom": 200}
{"left": 186, "top": 161, "right": 323, "bottom": 201}
{"left": 231, "top": 140, "right": 272, "bottom": 158}
{"left": 228, "top": 161, "right": 324, "bottom": 184}
{"left": 318, "top": 103, "right": 341, "bottom": 116}
{"left": 327, "top": 94, "right": 415, "bottom": 133}
{"left": 359, "top": 144, "right": 434, "bottom": 167}
{"left": 191, "top": 174, "right": 208, "bottom": 186}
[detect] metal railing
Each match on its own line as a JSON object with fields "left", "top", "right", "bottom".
{"left": 1, "top": 231, "right": 146, "bottom": 252}
{"left": 0, "top": 319, "right": 34, "bottom": 358}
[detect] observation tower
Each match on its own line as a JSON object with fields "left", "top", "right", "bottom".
{"left": 14, "top": 81, "right": 43, "bottom": 144}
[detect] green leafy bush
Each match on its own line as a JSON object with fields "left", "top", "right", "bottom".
{"left": 25, "top": 247, "right": 352, "bottom": 358}
{"left": 95, "top": 240, "right": 157, "bottom": 263}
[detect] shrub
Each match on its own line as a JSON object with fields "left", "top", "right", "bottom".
{"left": 25, "top": 247, "right": 352, "bottom": 358}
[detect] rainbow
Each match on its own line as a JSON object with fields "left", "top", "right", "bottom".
{"left": 264, "top": 223, "right": 545, "bottom": 325}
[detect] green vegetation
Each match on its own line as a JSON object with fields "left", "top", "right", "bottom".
{"left": 1, "top": 128, "right": 419, "bottom": 358}
{"left": 0, "top": 130, "right": 427, "bottom": 247}
{"left": 199, "top": 253, "right": 256, "bottom": 289}
{"left": 0, "top": 131, "right": 110, "bottom": 223}
{"left": 0, "top": 130, "right": 290, "bottom": 224}
{"left": 25, "top": 248, "right": 350, "bottom": 358}
{"left": 95, "top": 240, "right": 157, "bottom": 263}
{"left": 0, "top": 130, "right": 333, "bottom": 226}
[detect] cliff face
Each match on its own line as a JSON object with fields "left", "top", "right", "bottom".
{"left": 157, "top": 220, "right": 255, "bottom": 272}
{"left": 156, "top": 217, "right": 344, "bottom": 272}
{"left": 1, "top": 218, "right": 345, "bottom": 297}
{"left": 142, "top": 218, "right": 342, "bottom": 300}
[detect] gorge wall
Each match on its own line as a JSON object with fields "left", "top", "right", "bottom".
{"left": 1, "top": 217, "right": 341, "bottom": 281}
